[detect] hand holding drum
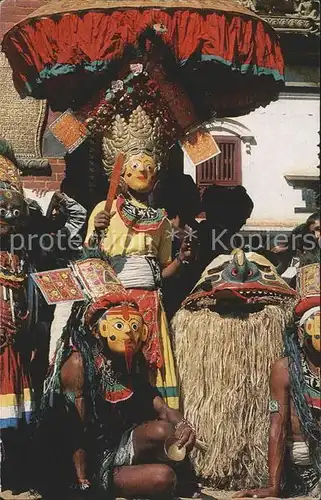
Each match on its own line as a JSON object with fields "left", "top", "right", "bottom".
{"left": 164, "top": 419, "right": 207, "bottom": 462}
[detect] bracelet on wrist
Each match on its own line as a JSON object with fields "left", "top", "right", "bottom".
{"left": 175, "top": 252, "right": 184, "bottom": 264}
{"left": 175, "top": 418, "right": 195, "bottom": 433}
{"left": 70, "top": 479, "right": 91, "bottom": 491}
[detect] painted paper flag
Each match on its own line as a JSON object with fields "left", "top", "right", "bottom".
{"left": 180, "top": 128, "right": 221, "bottom": 166}
{"left": 72, "top": 258, "right": 123, "bottom": 301}
{"left": 31, "top": 268, "right": 85, "bottom": 305}
{"left": 49, "top": 110, "right": 88, "bottom": 153}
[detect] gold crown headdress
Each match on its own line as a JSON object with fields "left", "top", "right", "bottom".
{"left": 0, "top": 139, "right": 23, "bottom": 194}
{"left": 101, "top": 106, "right": 165, "bottom": 177}
{"left": 295, "top": 263, "right": 320, "bottom": 317}
{"left": 297, "top": 263, "right": 320, "bottom": 300}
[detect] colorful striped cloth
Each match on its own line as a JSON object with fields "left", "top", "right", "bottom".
{"left": 0, "top": 389, "right": 34, "bottom": 429}
{"left": 0, "top": 299, "right": 34, "bottom": 429}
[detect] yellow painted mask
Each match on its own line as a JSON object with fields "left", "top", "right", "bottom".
{"left": 123, "top": 153, "right": 157, "bottom": 193}
{"left": 303, "top": 310, "right": 320, "bottom": 353}
{"left": 96, "top": 304, "right": 148, "bottom": 370}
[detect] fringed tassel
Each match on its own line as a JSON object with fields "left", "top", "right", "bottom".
{"left": 41, "top": 301, "right": 98, "bottom": 420}
{"left": 284, "top": 327, "right": 321, "bottom": 475}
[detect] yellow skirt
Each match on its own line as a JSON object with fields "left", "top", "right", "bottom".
{"left": 154, "top": 302, "right": 179, "bottom": 409}
{"left": 127, "top": 289, "right": 179, "bottom": 410}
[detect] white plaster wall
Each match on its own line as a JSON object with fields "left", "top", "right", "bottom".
{"left": 239, "top": 96, "right": 319, "bottom": 223}
{"left": 23, "top": 188, "right": 55, "bottom": 214}
{"left": 184, "top": 95, "right": 320, "bottom": 226}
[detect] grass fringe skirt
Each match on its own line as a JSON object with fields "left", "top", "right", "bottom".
{"left": 172, "top": 302, "right": 295, "bottom": 489}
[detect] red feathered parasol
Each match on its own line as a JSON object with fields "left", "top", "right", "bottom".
{"left": 1, "top": 0, "right": 284, "bottom": 117}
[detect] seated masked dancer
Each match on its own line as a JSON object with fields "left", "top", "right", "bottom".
{"left": 234, "top": 261, "right": 320, "bottom": 498}
{"left": 85, "top": 80, "right": 192, "bottom": 410}
{"left": 0, "top": 140, "right": 34, "bottom": 492}
{"left": 34, "top": 261, "right": 196, "bottom": 499}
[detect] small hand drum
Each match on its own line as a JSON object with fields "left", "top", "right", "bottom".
{"left": 164, "top": 436, "right": 186, "bottom": 462}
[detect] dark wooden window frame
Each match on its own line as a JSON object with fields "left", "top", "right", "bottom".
{"left": 196, "top": 135, "right": 242, "bottom": 193}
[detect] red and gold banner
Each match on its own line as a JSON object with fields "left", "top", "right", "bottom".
{"left": 31, "top": 268, "right": 84, "bottom": 305}
{"left": 72, "top": 258, "right": 123, "bottom": 301}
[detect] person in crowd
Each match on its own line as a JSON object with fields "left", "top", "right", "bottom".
{"left": 270, "top": 211, "right": 320, "bottom": 285}
{"left": 224, "top": 185, "right": 254, "bottom": 234}
{"left": 34, "top": 283, "right": 196, "bottom": 499}
{"left": 234, "top": 261, "right": 320, "bottom": 499}
{"left": 162, "top": 208, "right": 200, "bottom": 321}
{"left": 85, "top": 104, "right": 192, "bottom": 410}
{"left": 0, "top": 139, "right": 34, "bottom": 493}
{"left": 199, "top": 185, "right": 254, "bottom": 267}
{"left": 43, "top": 186, "right": 87, "bottom": 361}
{"left": 301, "top": 211, "right": 320, "bottom": 261}
{"left": 24, "top": 182, "right": 87, "bottom": 410}
{"left": 153, "top": 173, "right": 201, "bottom": 321}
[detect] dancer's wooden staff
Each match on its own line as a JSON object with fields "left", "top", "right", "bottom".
{"left": 104, "top": 152, "right": 125, "bottom": 217}
{"left": 97, "top": 153, "right": 125, "bottom": 244}
{"left": 195, "top": 439, "right": 208, "bottom": 452}
{"left": 85, "top": 152, "right": 125, "bottom": 249}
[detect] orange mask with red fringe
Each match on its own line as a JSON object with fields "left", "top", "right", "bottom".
{"left": 96, "top": 303, "right": 148, "bottom": 371}
{"left": 90, "top": 299, "right": 148, "bottom": 403}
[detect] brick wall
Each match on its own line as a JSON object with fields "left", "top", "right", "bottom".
{"left": 22, "top": 159, "right": 65, "bottom": 192}
{"left": 1, "top": 0, "right": 66, "bottom": 194}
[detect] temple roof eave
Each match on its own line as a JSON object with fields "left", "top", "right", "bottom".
{"left": 261, "top": 14, "right": 320, "bottom": 36}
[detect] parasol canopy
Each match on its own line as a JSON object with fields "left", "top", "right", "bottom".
{"left": 2, "top": 0, "right": 285, "bottom": 117}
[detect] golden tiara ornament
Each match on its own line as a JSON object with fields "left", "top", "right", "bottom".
{"left": 297, "top": 263, "right": 320, "bottom": 300}
{"left": 101, "top": 106, "right": 165, "bottom": 177}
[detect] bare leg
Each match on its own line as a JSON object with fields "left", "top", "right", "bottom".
{"left": 114, "top": 463, "right": 176, "bottom": 498}
{"left": 133, "top": 427, "right": 202, "bottom": 498}
{"left": 132, "top": 420, "right": 173, "bottom": 463}
{"left": 110, "top": 421, "right": 176, "bottom": 498}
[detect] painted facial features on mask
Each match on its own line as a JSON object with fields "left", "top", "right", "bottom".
{"left": 123, "top": 153, "right": 157, "bottom": 193}
{"left": 97, "top": 305, "right": 148, "bottom": 355}
{"left": 0, "top": 189, "right": 27, "bottom": 234}
{"left": 303, "top": 310, "right": 320, "bottom": 353}
{"left": 184, "top": 250, "right": 296, "bottom": 310}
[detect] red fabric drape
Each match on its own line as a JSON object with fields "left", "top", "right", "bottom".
{"left": 2, "top": 9, "right": 284, "bottom": 108}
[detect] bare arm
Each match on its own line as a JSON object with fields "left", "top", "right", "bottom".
{"left": 153, "top": 395, "right": 196, "bottom": 452}
{"left": 60, "top": 352, "right": 89, "bottom": 487}
{"left": 161, "top": 255, "right": 183, "bottom": 279}
{"left": 267, "top": 358, "right": 290, "bottom": 494}
{"left": 161, "top": 240, "right": 192, "bottom": 279}
{"left": 84, "top": 201, "right": 106, "bottom": 247}
{"left": 233, "top": 358, "right": 289, "bottom": 498}
{"left": 153, "top": 395, "right": 182, "bottom": 424}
